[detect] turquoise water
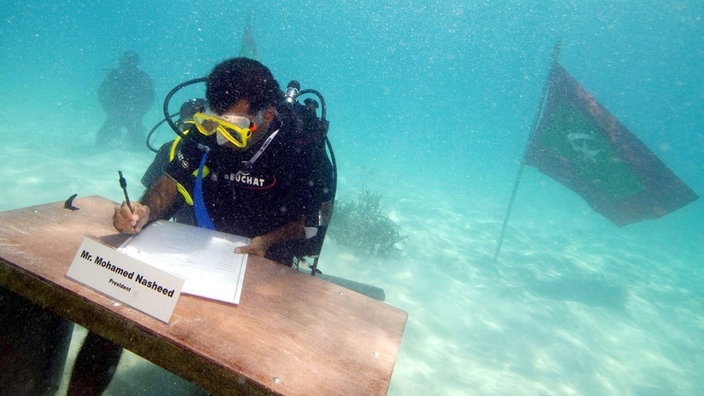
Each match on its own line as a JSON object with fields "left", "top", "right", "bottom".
{"left": 2, "top": 1, "right": 702, "bottom": 395}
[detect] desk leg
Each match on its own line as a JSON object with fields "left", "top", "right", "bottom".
{"left": 67, "top": 332, "right": 123, "bottom": 395}
{"left": 0, "top": 286, "right": 73, "bottom": 395}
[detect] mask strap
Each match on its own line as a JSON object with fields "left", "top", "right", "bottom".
{"left": 251, "top": 109, "right": 265, "bottom": 130}
{"left": 193, "top": 146, "right": 215, "bottom": 229}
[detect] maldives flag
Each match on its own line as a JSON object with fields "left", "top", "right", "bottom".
{"left": 524, "top": 63, "right": 698, "bottom": 226}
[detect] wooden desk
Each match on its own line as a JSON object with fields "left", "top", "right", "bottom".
{"left": 0, "top": 196, "right": 407, "bottom": 395}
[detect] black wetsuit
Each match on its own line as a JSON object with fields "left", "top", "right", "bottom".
{"left": 165, "top": 105, "right": 318, "bottom": 265}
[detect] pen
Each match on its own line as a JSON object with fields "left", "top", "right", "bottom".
{"left": 118, "top": 170, "right": 134, "bottom": 213}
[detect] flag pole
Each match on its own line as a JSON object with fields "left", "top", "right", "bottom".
{"left": 492, "top": 41, "right": 562, "bottom": 262}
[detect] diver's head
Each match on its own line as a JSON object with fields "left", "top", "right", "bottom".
{"left": 197, "top": 58, "right": 281, "bottom": 149}
{"left": 205, "top": 57, "right": 281, "bottom": 115}
{"left": 119, "top": 51, "right": 139, "bottom": 67}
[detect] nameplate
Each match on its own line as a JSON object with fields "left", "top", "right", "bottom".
{"left": 67, "top": 238, "right": 185, "bottom": 323}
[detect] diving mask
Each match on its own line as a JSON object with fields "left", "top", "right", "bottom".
{"left": 191, "top": 112, "right": 258, "bottom": 148}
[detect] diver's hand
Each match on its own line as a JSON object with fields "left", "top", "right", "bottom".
{"left": 235, "top": 236, "right": 271, "bottom": 257}
{"left": 113, "top": 201, "right": 150, "bottom": 234}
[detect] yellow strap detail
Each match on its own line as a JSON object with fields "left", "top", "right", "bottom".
{"left": 169, "top": 135, "right": 182, "bottom": 162}
{"left": 178, "top": 166, "right": 208, "bottom": 205}
{"left": 169, "top": 130, "right": 210, "bottom": 205}
{"left": 193, "top": 166, "right": 210, "bottom": 178}
{"left": 176, "top": 182, "right": 194, "bottom": 206}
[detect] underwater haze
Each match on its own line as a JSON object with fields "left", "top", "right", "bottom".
{"left": 1, "top": 1, "right": 703, "bottom": 395}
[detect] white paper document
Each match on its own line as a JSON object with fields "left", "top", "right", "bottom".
{"left": 119, "top": 220, "right": 250, "bottom": 304}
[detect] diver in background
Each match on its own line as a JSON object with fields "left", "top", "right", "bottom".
{"left": 95, "top": 51, "right": 155, "bottom": 148}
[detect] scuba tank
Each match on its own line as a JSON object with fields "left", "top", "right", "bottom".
{"left": 281, "top": 80, "right": 337, "bottom": 274}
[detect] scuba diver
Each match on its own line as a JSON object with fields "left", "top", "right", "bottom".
{"left": 142, "top": 67, "right": 335, "bottom": 268}
{"left": 68, "top": 57, "right": 335, "bottom": 395}
{"left": 95, "top": 51, "right": 155, "bottom": 149}
{"left": 120, "top": 57, "right": 331, "bottom": 264}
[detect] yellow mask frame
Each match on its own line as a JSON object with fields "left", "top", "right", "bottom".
{"left": 190, "top": 112, "right": 256, "bottom": 148}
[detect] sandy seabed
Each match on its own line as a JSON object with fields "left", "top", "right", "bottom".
{"left": 2, "top": 117, "right": 703, "bottom": 396}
